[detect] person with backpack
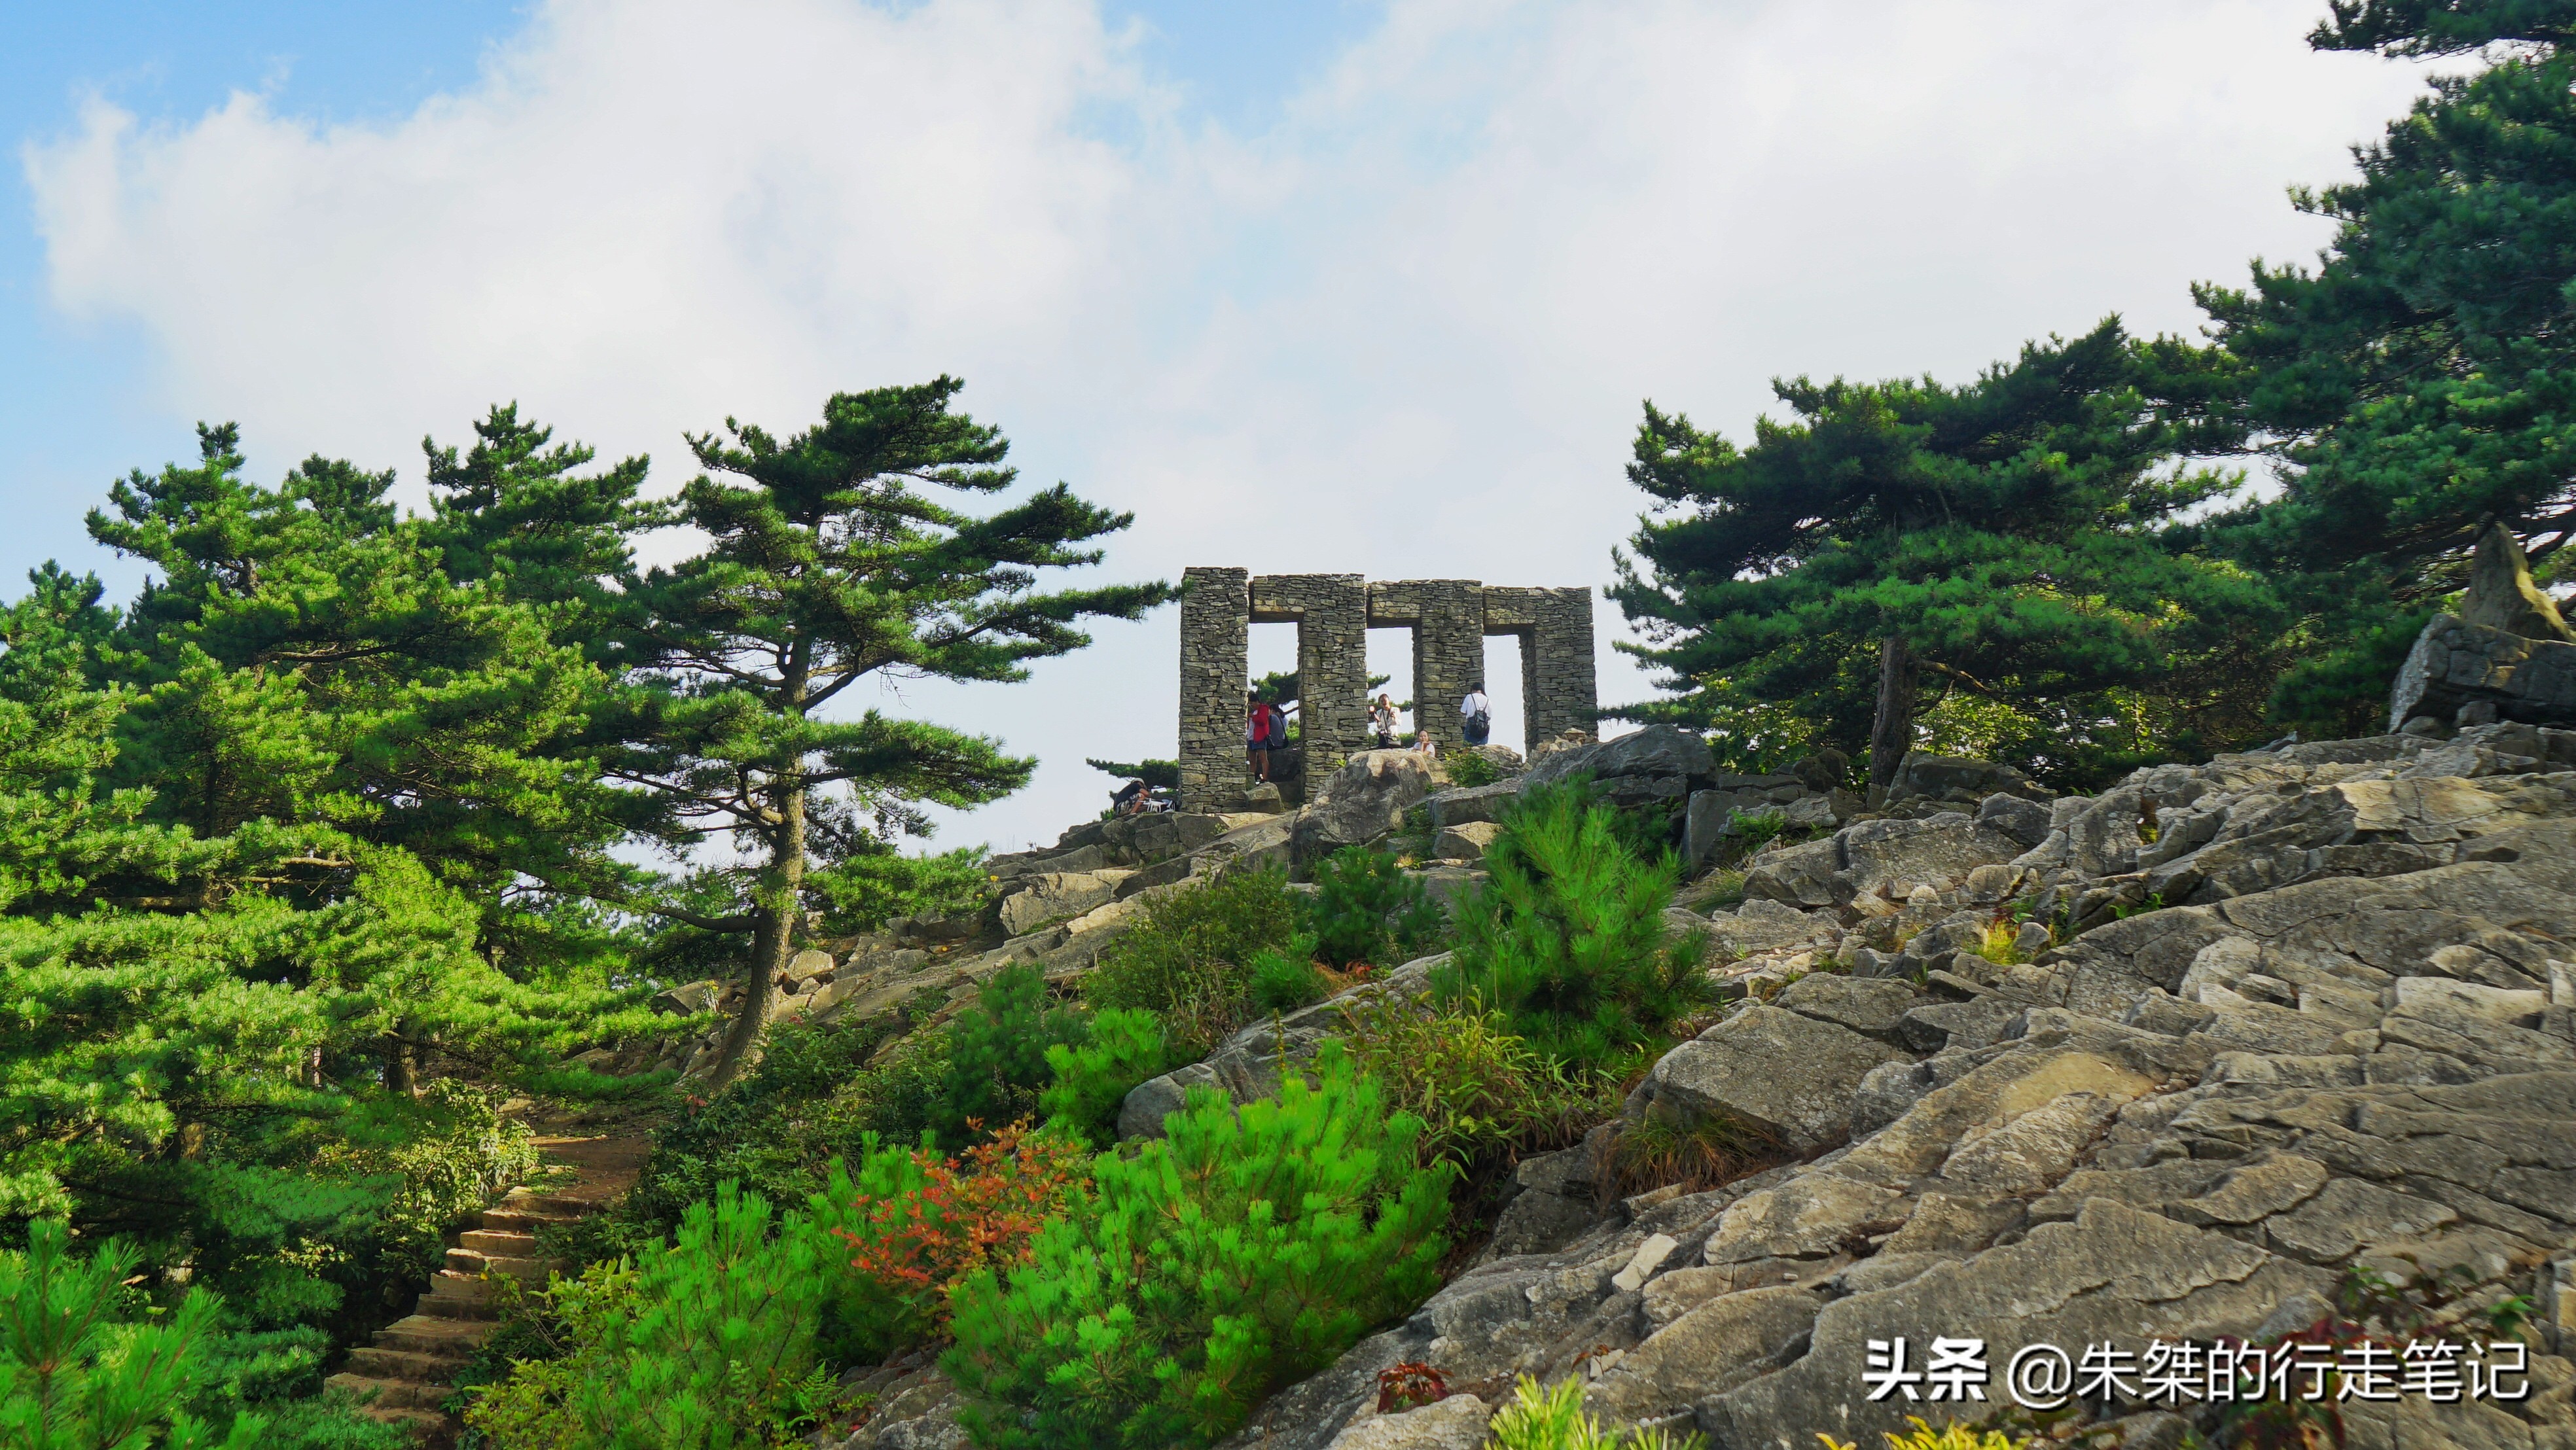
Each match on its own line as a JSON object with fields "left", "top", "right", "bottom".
{"left": 1245, "top": 692, "right": 1286, "bottom": 784}
{"left": 1370, "top": 692, "right": 1399, "bottom": 749}
{"left": 1460, "top": 682, "right": 1492, "bottom": 747}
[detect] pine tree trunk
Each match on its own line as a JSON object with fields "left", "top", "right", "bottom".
{"left": 1867, "top": 634, "right": 1917, "bottom": 804}
{"left": 711, "top": 781, "right": 804, "bottom": 1089}
{"left": 712, "top": 639, "right": 814, "bottom": 1091}
{"left": 384, "top": 1033, "right": 417, "bottom": 1095}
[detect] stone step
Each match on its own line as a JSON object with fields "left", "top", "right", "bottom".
{"left": 456, "top": 1228, "right": 540, "bottom": 1256}
{"left": 493, "top": 1188, "right": 615, "bottom": 1217}
{"left": 416, "top": 1271, "right": 500, "bottom": 1320}
{"left": 372, "top": 1315, "right": 492, "bottom": 1358}
{"left": 326, "top": 1371, "right": 450, "bottom": 1411}
{"left": 346, "top": 1346, "right": 470, "bottom": 1383}
{"left": 443, "top": 1247, "right": 557, "bottom": 1280}
{"left": 475, "top": 1206, "right": 584, "bottom": 1233}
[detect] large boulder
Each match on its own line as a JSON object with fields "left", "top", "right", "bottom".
{"left": 1739, "top": 838, "right": 1842, "bottom": 909}
{"left": 2388, "top": 613, "right": 2576, "bottom": 730}
{"left": 1291, "top": 751, "right": 1439, "bottom": 867}
{"left": 1101, "top": 811, "right": 1231, "bottom": 866}
{"left": 1642, "top": 1004, "right": 1911, "bottom": 1152}
{"left": 1425, "top": 780, "right": 1524, "bottom": 831}
{"left": 1882, "top": 750, "right": 2048, "bottom": 811}
{"left": 1836, "top": 814, "right": 2026, "bottom": 898}
{"left": 993, "top": 870, "right": 1130, "bottom": 936}
{"left": 1523, "top": 724, "right": 1713, "bottom": 794}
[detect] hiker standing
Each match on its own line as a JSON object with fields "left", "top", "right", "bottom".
{"left": 1370, "top": 693, "right": 1399, "bottom": 749}
{"left": 1245, "top": 693, "right": 1276, "bottom": 783}
{"left": 1460, "top": 682, "right": 1492, "bottom": 747}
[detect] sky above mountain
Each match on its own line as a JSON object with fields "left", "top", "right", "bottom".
{"left": 4, "top": 0, "right": 2434, "bottom": 852}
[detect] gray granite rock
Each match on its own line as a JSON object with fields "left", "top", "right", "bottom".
{"left": 1293, "top": 751, "right": 1440, "bottom": 867}
{"left": 1645, "top": 1006, "right": 1910, "bottom": 1152}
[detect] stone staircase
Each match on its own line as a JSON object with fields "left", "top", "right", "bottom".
{"left": 328, "top": 1135, "right": 647, "bottom": 1445}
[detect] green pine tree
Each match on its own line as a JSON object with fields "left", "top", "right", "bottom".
{"left": 2192, "top": 2, "right": 2576, "bottom": 733}
{"left": 609, "top": 377, "right": 1173, "bottom": 1085}
{"left": 1612, "top": 319, "right": 2272, "bottom": 792}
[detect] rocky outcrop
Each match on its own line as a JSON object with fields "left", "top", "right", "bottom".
{"left": 1203, "top": 730, "right": 2576, "bottom": 1450}
{"left": 2389, "top": 523, "right": 2576, "bottom": 731}
{"left": 2389, "top": 613, "right": 2576, "bottom": 731}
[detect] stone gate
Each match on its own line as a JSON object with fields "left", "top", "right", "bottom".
{"left": 1176, "top": 567, "right": 1597, "bottom": 811}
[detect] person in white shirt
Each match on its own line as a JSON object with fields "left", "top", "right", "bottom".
{"left": 1460, "top": 683, "right": 1492, "bottom": 747}
{"left": 1370, "top": 693, "right": 1399, "bottom": 749}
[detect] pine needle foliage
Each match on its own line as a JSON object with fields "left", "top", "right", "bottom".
{"left": 2194, "top": 8, "right": 2576, "bottom": 733}
{"left": 942, "top": 1048, "right": 1450, "bottom": 1449}
{"left": 0, "top": 1220, "right": 266, "bottom": 1450}
{"left": 1431, "top": 783, "right": 1713, "bottom": 1072}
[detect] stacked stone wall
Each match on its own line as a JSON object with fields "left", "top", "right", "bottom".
{"left": 1177, "top": 567, "right": 1251, "bottom": 812}
{"left": 1178, "top": 569, "right": 1598, "bottom": 811}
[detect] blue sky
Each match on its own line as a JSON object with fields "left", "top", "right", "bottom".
{"left": 2, "top": 1, "right": 2435, "bottom": 851}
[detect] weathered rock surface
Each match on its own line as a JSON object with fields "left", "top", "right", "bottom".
{"left": 1524, "top": 723, "right": 1714, "bottom": 792}
{"left": 1643, "top": 1005, "right": 1910, "bottom": 1150}
{"left": 1293, "top": 751, "right": 1440, "bottom": 867}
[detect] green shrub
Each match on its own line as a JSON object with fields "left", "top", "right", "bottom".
{"left": 465, "top": 1185, "right": 839, "bottom": 1450}
{"left": 1608, "top": 1110, "right": 1787, "bottom": 1199}
{"left": 1247, "top": 946, "right": 1329, "bottom": 1014}
{"left": 1, "top": 1219, "right": 265, "bottom": 1450}
{"left": 805, "top": 845, "right": 991, "bottom": 937}
{"left": 1432, "top": 782, "right": 1715, "bottom": 1070}
{"left": 620, "top": 1010, "right": 927, "bottom": 1236}
{"left": 931, "top": 964, "right": 1087, "bottom": 1145}
{"left": 1039, "top": 1008, "right": 1171, "bottom": 1146}
{"left": 1725, "top": 809, "right": 1789, "bottom": 855}
{"left": 1082, "top": 868, "right": 1302, "bottom": 1054}
{"left": 1441, "top": 748, "right": 1505, "bottom": 788}
{"left": 1487, "top": 1373, "right": 1704, "bottom": 1449}
{"left": 315, "top": 1080, "right": 543, "bottom": 1288}
{"left": 943, "top": 1048, "right": 1451, "bottom": 1449}
{"left": 1307, "top": 847, "right": 1448, "bottom": 970}
{"left": 1337, "top": 999, "right": 1611, "bottom": 1174}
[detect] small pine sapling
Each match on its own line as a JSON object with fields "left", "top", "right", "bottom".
{"left": 1433, "top": 782, "right": 1714, "bottom": 1070}
{"left": 1039, "top": 1007, "right": 1172, "bottom": 1146}
{"left": 1308, "top": 846, "right": 1448, "bottom": 970}
{"left": 942, "top": 1048, "right": 1450, "bottom": 1449}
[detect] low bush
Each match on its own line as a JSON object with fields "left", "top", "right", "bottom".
{"left": 825, "top": 1123, "right": 1089, "bottom": 1360}
{"left": 929, "top": 964, "right": 1086, "bottom": 1146}
{"left": 1038, "top": 1007, "right": 1171, "bottom": 1146}
{"left": 1608, "top": 1110, "right": 1787, "bottom": 1199}
{"left": 943, "top": 1048, "right": 1450, "bottom": 1449}
{"left": 1082, "top": 867, "right": 1302, "bottom": 1054}
{"left": 1818, "top": 1418, "right": 2026, "bottom": 1450}
{"left": 1307, "top": 846, "right": 1447, "bottom": 970}
{"left": 619, "top": 1010, "right": 929, "bottom": 1237}
{"left": 1487, "top": 1373, "right": 1704, "bottom": 1449}
{"left": 1247, "top": 945, "right": 1329, "bottom": 1013}
{"left": 313, "top": 1081, "right": 542, "bottom": 1290}
{"left": 1336, "top": 998, "right": 1609, "bottom": 1175}
{"left": 1433, "top": 782, "right": 1715, "bottom": 1071}
{"left": 1441, "top": 748, "right": 1506, "bottom": 788}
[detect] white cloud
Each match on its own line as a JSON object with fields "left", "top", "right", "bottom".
{"left": 25, "top": 0, "right": 2431, "bottom": 851}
